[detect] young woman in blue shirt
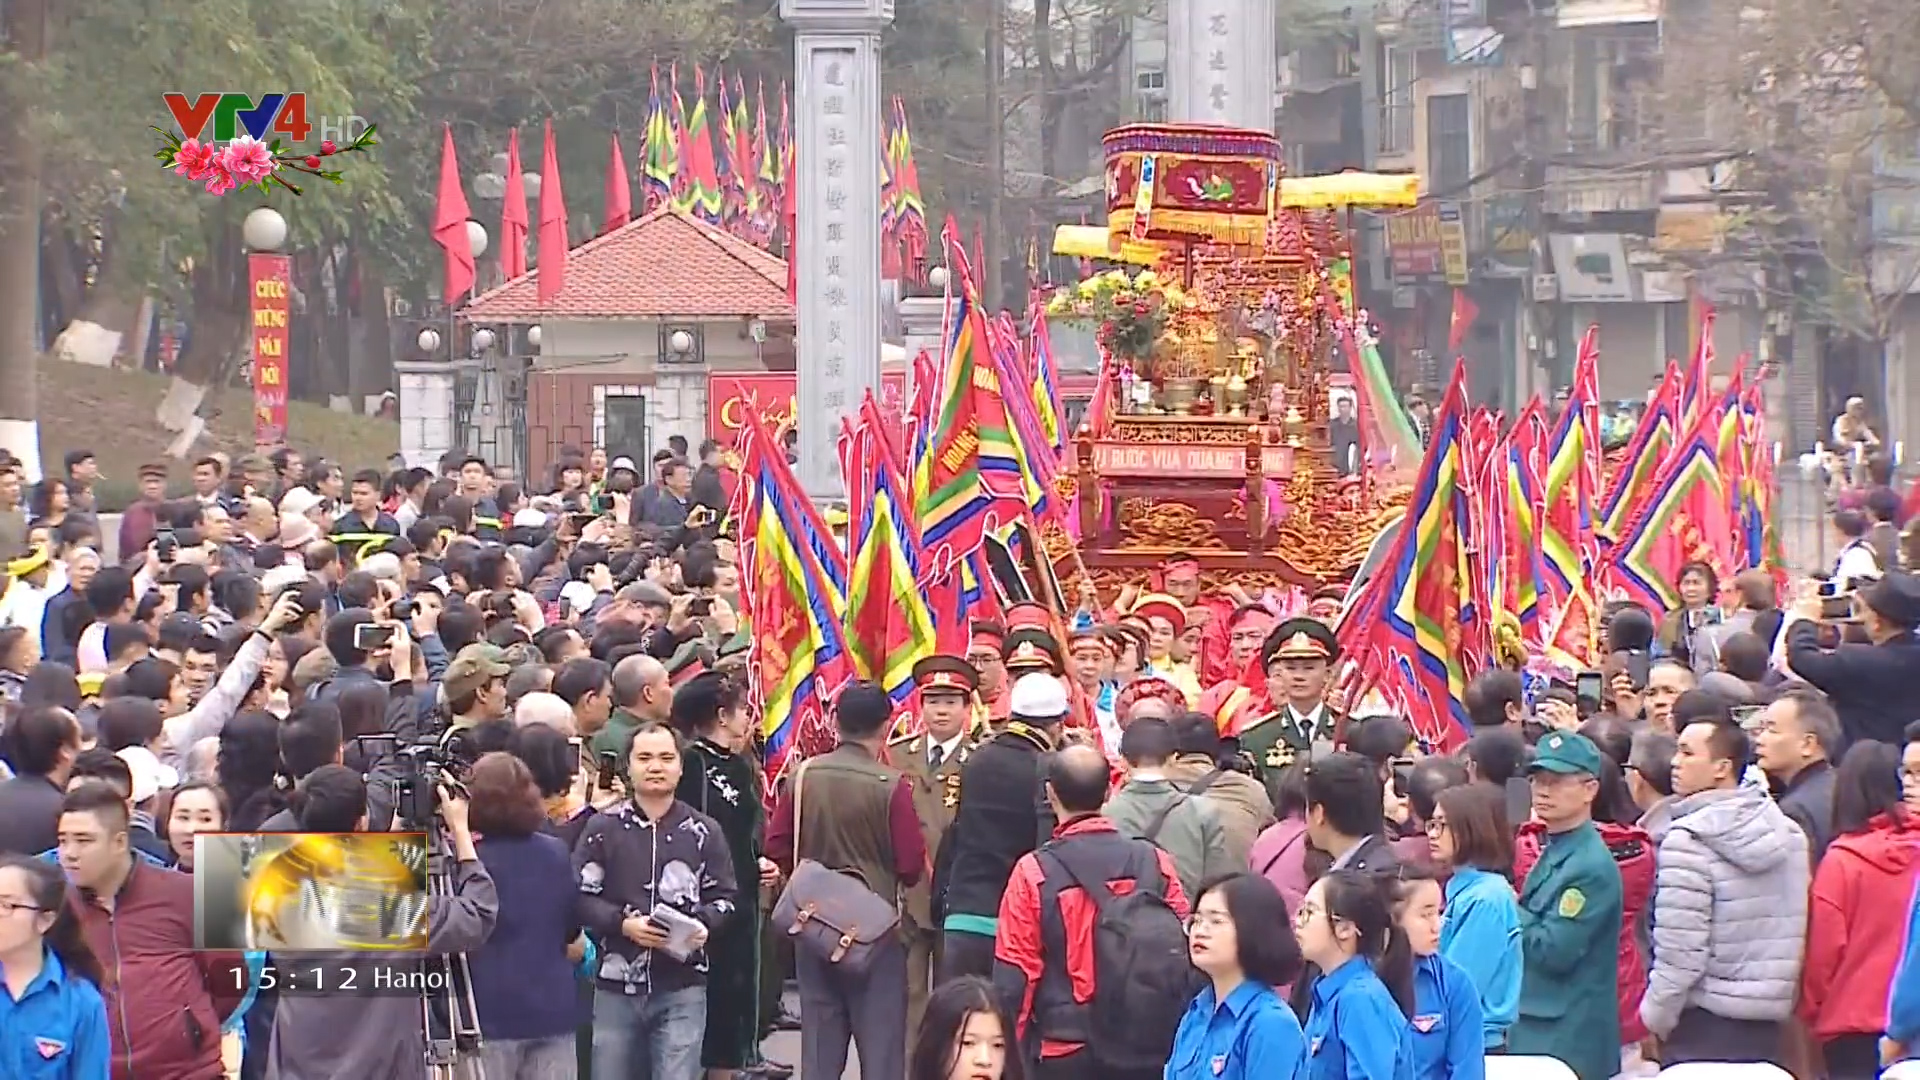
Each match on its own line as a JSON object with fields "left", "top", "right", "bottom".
{"left": 0, "top": 855, "right": 109, "bottom": 1079}
{"left": 1394, "top": 868, "right": 1487, "bottom": 1080}
{"left": 1427, "top": 782, "right": 1521, "bottom": 1050}
{"left": 1295, "top": 869, "right": 1416, "bottom": 1080}
{"left": 1166, "top": 872, "right": 1309, "bottom": 1080}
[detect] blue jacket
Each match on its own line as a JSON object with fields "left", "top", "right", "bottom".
{"left": 1411, "top": 954, "right": 1485, "bottom": 1080}
{"left": 1304, "top": 956, "right": 1414, "bottom": 1080}
{"left": 1888, "top": 873, "right": 1920, "bottom": 1044}
{"left": 1438, "top": 867, "right": 1521, "bottom": 1047}
{"left": 468, "top": 832, "right": 584, "bottom": 1040}
{"left": 0, "top": 947, "right": 110, "bottom": 1080}
{"left": 1166, "top": 979, "right": 1307, "bottom": 1080}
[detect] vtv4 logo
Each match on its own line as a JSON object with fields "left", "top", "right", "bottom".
{"left": 162, "top": 93, "right": 367, "bottom": 145}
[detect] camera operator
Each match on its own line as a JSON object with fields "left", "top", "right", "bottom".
{"left": 1784, "top": 572, "right": 1920, "bottom": 746}
{"left": 266, "top": 769, "right": 500, "bottom": 1080}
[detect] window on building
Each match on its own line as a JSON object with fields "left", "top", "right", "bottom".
{"left": 1567, "top": 34, "right": 1600, "bottom": 151}
{"left": 1139, "top": 97, "right": 1167, "bottom": 122}
{"left": 1427, "top": 92, "right": 1471, "bottom": 192}
{"left": 1136, "top": 69, "right": 1165, "bottom": 91}
{"left": 1379, "top": 44, "right": 1415, "bottom": 155}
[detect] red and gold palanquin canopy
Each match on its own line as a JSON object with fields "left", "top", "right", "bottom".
{"left": 1103, "top": 123, "right": 1283, "bottom": 248}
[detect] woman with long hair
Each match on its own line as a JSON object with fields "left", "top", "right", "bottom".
{"left": 1800, "top": 739, "right": 1915, "bottom": 1079}
{"left": 671, "top": 671, "right": 770, "bottom": 1080}
{"left": 27, "top": 478, "right": 69, "bottom": 530}
{"left": 1168, "top": 873, "right": 1307, "bottom": 1080}
{"left": 909, "top": 975, "right": 1023, "bottom": 1080}
{"left": 1392, "top": 867, "right": 1487, "bottom": 1080}
{"left": 0, "top": 626, "right": 32, "bottom": 704}
{"left": 1249, "top": 762, "right": 1316, "bottom": 914}
{"left": 0, "top": 854, "right": 109, "bottom": 1078}
{"left": 1294, "top": 869, "right": 1415, "bottom": 1079}
{"left": 220, "top": 710, "right": 289, "bottom": 831}
{"left": 1428, "top": 782, "right": 1520, "bottom": 1051}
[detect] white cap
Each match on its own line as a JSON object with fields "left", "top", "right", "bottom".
{"left": 115, "top": 746, "right": 178, "bottom": 807}
{"left": 1008, "top": 672, "right": 1069, "bottom": 720}
{"left": 609, "top": 456, "right": 639, "bottom": 474}
{"left": 559, "top": 579, "right": 597, "bottom": 615}
{"left": 278, "top": 487, "right": 324, "bottom": 518}
{"left": 512, "top": 507, "right": 548, "bottom": 529}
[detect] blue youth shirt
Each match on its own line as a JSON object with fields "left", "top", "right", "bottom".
{"left": 1437, "top": 866, "right": 1521, "bottom": 1048}
{"left": 0, "top": 947, "right": 110, "bottom": 1080}
{"left": 1165, "top": 978, "right": 1308, "bottom": 1080}
{"left": 1410, "top": 953, "right": 1485, "bottom": 1080}
{"left": 1888, "top": 873, "right": 1920, "bottom": 1044}
{"left": 1304, "top": 956, "right": 1414, "bottom": 1080}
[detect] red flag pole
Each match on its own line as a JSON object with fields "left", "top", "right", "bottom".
{"left": 537, "top": 119, "right": 569, "bottom": 304}
{"left": 432, "top": 124, "right": 476, "bottom": 305}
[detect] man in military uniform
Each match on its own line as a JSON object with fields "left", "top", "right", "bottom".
{"left": 1235, "top": 617, "right": 1343, "bottom": 799}
{"left": 1508, "top": 731, "right": 1626, "bottom": 1080}
{"left": 889, "top": 655, "right": 979, "bottom": 1040}
{"left": 966, "top": 621, "right": 1009, "bottom": 730}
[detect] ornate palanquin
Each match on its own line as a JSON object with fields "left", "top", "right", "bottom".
{"left": 1046, "top": 126, "right": 1411, "bottom": 593}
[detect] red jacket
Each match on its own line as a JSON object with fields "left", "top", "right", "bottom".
{"left": 1515, "top": 819, "right": 1655, "bottom": 1043}
{"left": 1800, "top": 813, "right": 1920, "bottom": 1040}
{"left": 992, "top": 815, "right": 1190, "bottom": 1058}
{"left": 68, "top": 860, "right": 250, "bottom": 1080}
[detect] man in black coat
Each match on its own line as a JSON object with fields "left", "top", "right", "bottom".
{"left": 1785, "top": 570, "right": 1920, "bottom": 747}
{"left": 932, "top": 672, "right": 1068, "bottom": 983}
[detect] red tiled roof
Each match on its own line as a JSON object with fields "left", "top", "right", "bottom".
{"left": 461, "top": 207, "right": 793, "bottom": 321}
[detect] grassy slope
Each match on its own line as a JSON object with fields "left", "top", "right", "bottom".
{"left": 38, "top": 362, "right": 400, "bottom": 510}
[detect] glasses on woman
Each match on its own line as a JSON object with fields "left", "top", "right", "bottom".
{"left": 0, "top": 899, "right": 44, "bottom": 916}
{"left": 1425, "top": 814, "right": 1451, "bottom": 836}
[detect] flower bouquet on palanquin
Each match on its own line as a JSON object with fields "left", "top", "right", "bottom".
{"left": 1045, "top": 268, "right": 1187, "bottom": 372}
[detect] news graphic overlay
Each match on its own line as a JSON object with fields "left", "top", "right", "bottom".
{"left": 194, "top": 832, "right": 429, "bottom": 953}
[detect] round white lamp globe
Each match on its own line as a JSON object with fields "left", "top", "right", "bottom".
{"left": 416, "top": 328, "right": 442, "bottom": 354}
{"left": 471, "top": 327, "right": 497, "bottom": 353}
{"left": 525, "top": 325, "right": 542, "bottom": 348}
{"left": 669, "top": 329, "right": 694, "bottom": 354}
{"left": 243, "top": 207, "right": 288, "bottom": 252}
{"left": 466, "top": 220, "right": 489, "bottom": 260}
{"left": 928, "top": 265, "right": 949, "bottom": 290}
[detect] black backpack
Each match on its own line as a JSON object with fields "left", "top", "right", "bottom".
{"left": 1037, "top": 842, "right": 1199, "bottom": 1072}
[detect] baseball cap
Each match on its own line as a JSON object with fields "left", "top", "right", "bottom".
{"left": 512, "top": 508, "right": 548, "bottom": 529}
{"left": 617, "top": 580, "right": 674, "bottom": 609}
{"left": 1527, "top": 731, "right": 1604, "bottom": 777}
{"left": 443, "top": 643, "right": 514, "bottom": 703}
{"left": 115, "top": 746, "right": 178, "bottom": 807}
{"left": 1008, "top": 672, "right": 1069, "bottom": 721}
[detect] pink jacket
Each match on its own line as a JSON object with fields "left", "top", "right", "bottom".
{"left": 1249, "top": 816, "right": 1312, "bottom": 915}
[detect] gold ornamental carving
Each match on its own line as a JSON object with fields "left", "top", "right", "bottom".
{"left": 1116, "top": 499, "right": 1228, "bottom": 551}
{"left": 1107, "top": 419, "right": 1255, "bottom": 447}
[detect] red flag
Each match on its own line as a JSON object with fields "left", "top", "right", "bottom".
{"left": 432, "top": 124, "right": 475, "bottom": 304}
{"left": 499, "top": 128, "right": 527, "bottom": 280}
{"left": 1447, "top": 288, "right": 1479, "bottom": 353}
{"left": 604, "top": 132, "right": 632, "bottom": 233}
{"left": 537, "top": 119, "right": 568, "bottom": 305}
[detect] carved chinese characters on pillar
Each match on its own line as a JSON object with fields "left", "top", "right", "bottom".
{"left": 1207, "top": 8, "right": 1231, "bottom": 119}
{"left": 817, "top": 49, "right": 854, "bottom": 414}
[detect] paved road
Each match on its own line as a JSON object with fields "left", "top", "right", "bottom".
{"left": 759, "top": 990, "right": 860, "bottom": 1079}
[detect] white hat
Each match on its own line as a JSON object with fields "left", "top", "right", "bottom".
{"left": 278, "top": 487, "right": 324, "bottom": 518}
{"left": 115, "top": 746, "right": 179, "bottom": 807}
{"left": 559, "top": 579, "right": 597, "bottom": 615}
{"left": 261, "top": 564, "right": 308, "bottom": 595}
{"left": 512, "top": 507, "right": 548, "bottom": 529}
{"left": 1008, "top": 672, "right": 1069, "bottom": 720}
{"left": 609, "top": 456, "right": 639, "bottom": 474}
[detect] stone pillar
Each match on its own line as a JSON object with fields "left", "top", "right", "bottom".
{"left": 1167, "top": 0, "right": 1276, "bottom": 132}
{"left": 394, "top": 360, "right": 457, "bottom": 470}
{"left": 898, "top": 296, "right": 944, "bottom": 388}
{"left": 782, "top": 0, "right": 895, "bottom": 501}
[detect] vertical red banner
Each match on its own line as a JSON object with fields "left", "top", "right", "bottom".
{"left": 249, "top": 253, "right": 292, "bottom": 448}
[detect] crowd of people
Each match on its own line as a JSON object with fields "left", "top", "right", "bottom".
{"left": 0, "top": 436, "right": 1919, "bottom": 1080}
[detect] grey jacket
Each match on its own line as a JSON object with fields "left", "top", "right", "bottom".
{"left": 1102, "top": 776, "right": 1235, "bottom": 899}
{"left": 1640, "top": 783, "right": 1809, "bottom": 1036}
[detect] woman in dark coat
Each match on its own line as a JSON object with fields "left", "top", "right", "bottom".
{"left": 672, "top": 670, "right": 769, "bottom": 1077}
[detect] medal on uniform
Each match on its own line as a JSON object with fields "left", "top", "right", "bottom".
{"left": 35, "top": 1038, "right": 65, "bottom": 1059}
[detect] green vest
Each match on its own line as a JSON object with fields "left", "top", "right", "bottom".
{"left": 795, "top": 745, "right": 906, "bottom": 906}
{"left": 1508, "top": 821, "right": 1625, "bottom": 1080}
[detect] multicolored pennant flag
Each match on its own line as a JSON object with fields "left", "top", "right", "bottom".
{"left": 1539, "top": 325, "right": 1602, "bottom": 667}
{"left": 1029, "top": 307, "right": 1067, "bottom": 457}
{"left": 678, "top": 66, "right": 724, "bottom": 223}
{"left": 1598, "top": 360, "right": 1681, "bottom": 545}
{"left": 843, "top": 393, "right": 938, "bottom": 705}
{"left": 912, "top": 224, "right": 994, "bottom": 573}
{"left": 750, "top": 79, "right": 778, "bottom": 242}
{"left": 1607, "top": 386, "right": 1737, "bottom": 614}
{"left": 892, "top": 96, "right": 929, "bottom": 274}
{"left": 734, "top": 408, "right": 853, "bottom": 779}
{"left": 1494, "top": 399, "right": 1547, "bottom": 650}
{"left": 641, "top": 65, "right": 679, "bottom": 211}
{"left": 1343, "top": 360, "right": 1483, "bottom": 752}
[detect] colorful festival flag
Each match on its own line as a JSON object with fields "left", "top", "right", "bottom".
{"left": 680, "top": 66, "right": 724, "bottom": 223}
{"left": 1598, "top": 361, "right": 1681, "bottom": 544}
{"left": 1539, "top": 326, "right": 1602, "bottom": 666}
{"left": 843, "top": 394, "right": 938, "bottom": 704}
{"left": 641, "top": 65, "right": 679, "bottom": 211}
{"left": 1608, "top": 387, "right": 1737, "bottom": 614}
